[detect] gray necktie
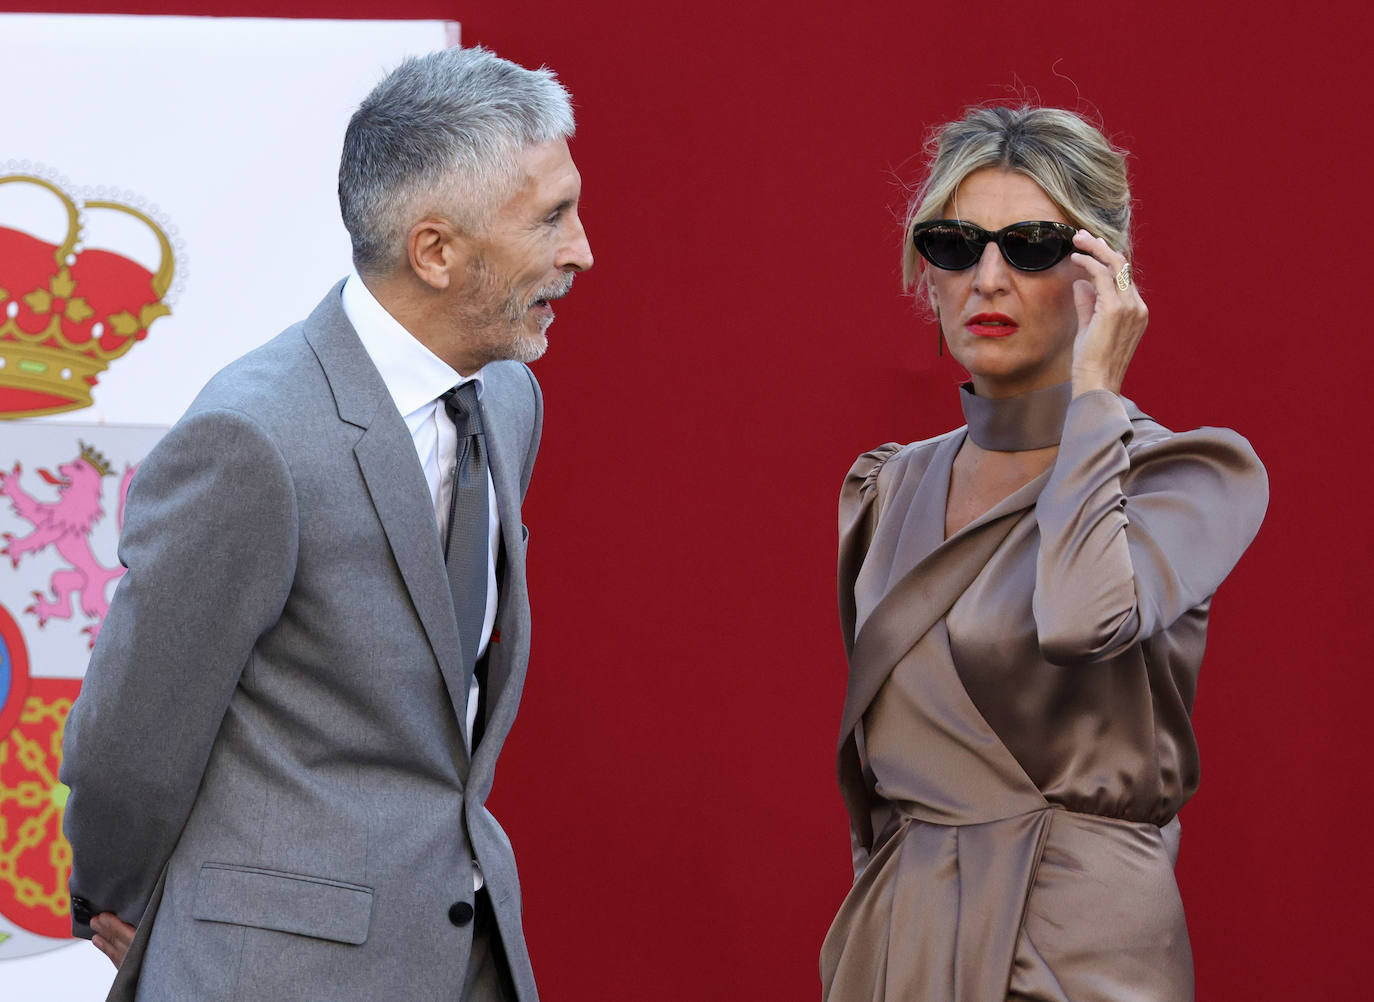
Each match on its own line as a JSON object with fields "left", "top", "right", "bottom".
{"left": 441, "top": 382, "right": 488, "bottom": 676}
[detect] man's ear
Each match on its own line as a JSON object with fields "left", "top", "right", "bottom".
{"left": 406, "top": 217, "right": 466, "bottom": 291}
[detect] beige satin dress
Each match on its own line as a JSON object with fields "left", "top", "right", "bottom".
{"left": 821, "top": 384, "right": 1268, "bottom": 1002}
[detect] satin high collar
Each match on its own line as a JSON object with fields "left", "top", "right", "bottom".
{"left": 958, "top": 381, "right": 1073, "bottom": 451}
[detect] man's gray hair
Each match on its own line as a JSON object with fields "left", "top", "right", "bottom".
{"left": 339, "top": 46, "right": 575, "bottom": 275}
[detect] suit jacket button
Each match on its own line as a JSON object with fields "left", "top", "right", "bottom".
{"left": 448, "top": 901, "right": 474, "bottom": 927}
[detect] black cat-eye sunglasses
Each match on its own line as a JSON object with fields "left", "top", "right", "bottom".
{"left": 912, "top": 219, "right": 1079, "bottom": 272}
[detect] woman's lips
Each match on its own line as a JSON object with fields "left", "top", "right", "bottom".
{"left": 966, "top": 312, "right": 1017, "bottom": 338}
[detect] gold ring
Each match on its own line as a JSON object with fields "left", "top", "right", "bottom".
{"left": 1114, "top": 263, "right": 1133, "bottom": 293}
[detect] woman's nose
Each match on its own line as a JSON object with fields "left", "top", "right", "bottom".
{"left": 970, "top": 241, "right": 1010, "bottom": 295}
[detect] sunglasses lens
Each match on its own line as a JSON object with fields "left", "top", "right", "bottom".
{"left": 1001, "top": 223, "right": 1072, "bottom": 271}
{"left": 915, "top": 223, "right": 982, "bottom": 270}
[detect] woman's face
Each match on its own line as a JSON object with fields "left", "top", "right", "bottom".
{"left": 928, "top": 168, "right": 1083, "bottom": 398}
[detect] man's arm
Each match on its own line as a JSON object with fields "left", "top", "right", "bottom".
{"left": 60, "top": 407, "right": 298, "bottom": 934}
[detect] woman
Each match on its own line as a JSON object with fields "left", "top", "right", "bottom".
{"left": 820, "top": 106, "right": 1267, "bottom": 1001}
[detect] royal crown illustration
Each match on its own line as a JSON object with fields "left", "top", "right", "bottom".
{"left": 0, "top": 174, "right": 176, "bottom": 419}
{"left": 78, "top": 440, "right": 113, "bottom": 478}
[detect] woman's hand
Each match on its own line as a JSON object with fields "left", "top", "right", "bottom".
{"left": 90, "top": 912, "right": 136, "bottom": 969}
{"left": 1069, "top": 230, "right": 1148, "bottom": 396}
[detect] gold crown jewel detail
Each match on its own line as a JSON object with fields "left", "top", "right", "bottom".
{"left": 0, "top": 172, "right": 178, "bottom": 419}
{"left": 78, "top": 440, "right": 112, "bottom": 477}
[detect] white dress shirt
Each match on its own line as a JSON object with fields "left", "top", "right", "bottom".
{"left": 340, "top": 273, "right": 500, "bottom": 754}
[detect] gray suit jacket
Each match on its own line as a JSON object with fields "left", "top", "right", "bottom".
{"left": 60, "top": 283, "right": 543, "bottom": 1001}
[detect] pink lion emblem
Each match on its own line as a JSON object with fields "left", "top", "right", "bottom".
{"left": 0, "top": 442, "right": 136, "bottom": 647}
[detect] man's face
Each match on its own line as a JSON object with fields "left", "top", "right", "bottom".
{"left": 456, "top": 139, "right": 592, "bottom": 369}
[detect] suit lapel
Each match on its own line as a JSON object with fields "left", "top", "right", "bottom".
{"left": 469, "top": 365, "right": 531, "bottom": 783}
{"left": 302, "top": 284, "right": 471, "bottom": 777}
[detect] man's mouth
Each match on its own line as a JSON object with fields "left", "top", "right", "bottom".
{"left": 527, "top": 274, "right": 575, "bottom": 312}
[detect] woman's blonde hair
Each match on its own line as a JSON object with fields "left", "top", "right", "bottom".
{"left": 901, "top": 106, "right": 1132, "bottom": 294}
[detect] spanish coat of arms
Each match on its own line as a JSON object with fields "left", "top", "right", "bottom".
{"left": 0, "top": 171, "right": 175, "bottom": 957}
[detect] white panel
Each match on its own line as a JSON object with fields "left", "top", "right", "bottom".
{"left": 0, "top": 13, "right": 456, "bottom": 996}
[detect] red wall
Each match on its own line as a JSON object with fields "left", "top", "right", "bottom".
{"left": 12, "top": 1, "right": 1369, "bottom": 997}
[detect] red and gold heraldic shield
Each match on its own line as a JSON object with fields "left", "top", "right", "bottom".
{"left": 0, "top": 609, "right": 79, "bottom": 941}
{"left": 0, "top": 170, "right": 174, "bottom": 956}
{"left": 0, "top": 424, "right": 167, "bottom": 958}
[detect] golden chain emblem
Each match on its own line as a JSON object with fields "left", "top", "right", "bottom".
{"left": 0, "top": 694, "right": 74, "bottom": 923}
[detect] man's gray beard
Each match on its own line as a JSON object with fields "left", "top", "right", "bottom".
{"left": 461, "top": 315, "right": 545, "bottom": 367}
{"left": 506, "top": 326, "right": 548, "bottom": 364}
{"left": 499, "top": 273, "right": 573, "bottom": 363}
{"left": 462, "top": 278, "right": 572, "bottom": 367}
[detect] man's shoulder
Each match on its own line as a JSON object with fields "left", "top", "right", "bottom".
{"left": 186, "top": 285, "right": 352, "bottom": 426}
{"left": 189, "top": 323, "right": 319, "bottom": 418}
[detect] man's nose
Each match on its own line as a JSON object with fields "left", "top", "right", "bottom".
{"left": 560, "top": 214, "right": 593, "bottom": 272}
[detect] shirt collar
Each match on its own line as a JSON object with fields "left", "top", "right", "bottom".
{"left": 340, "top": 271, "right": 482, "bottom": 419}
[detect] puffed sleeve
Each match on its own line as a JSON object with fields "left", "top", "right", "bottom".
{"left": 838, "top": 444, "right": 903, "bottom": 655}
{"left": 1033, "top": 390, "right": 1268, "bottom": 664}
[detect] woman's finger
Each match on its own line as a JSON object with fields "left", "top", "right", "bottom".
{"left": 1071, "top": 229, "right": 1125, "bottom": 271}
{"left": 1070, "top": 252, "right": 1128, "bottom": 315}
{"left": 1072, "top": 278, "right": 1097, "bottom": 335}
{"left": 1066, "top": 230, "right": 1148, "bottom": 395}
{"left": 1071, "top": 230, "right": 1137, "bottom": 303}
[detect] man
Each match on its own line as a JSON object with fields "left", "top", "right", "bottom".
{"left": 60, "top": 45, "right": 591, "bottom": 1001}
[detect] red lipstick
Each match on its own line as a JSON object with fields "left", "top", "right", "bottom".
{"left": 966, "top": 312, "right": 1017, "bottom": 338}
